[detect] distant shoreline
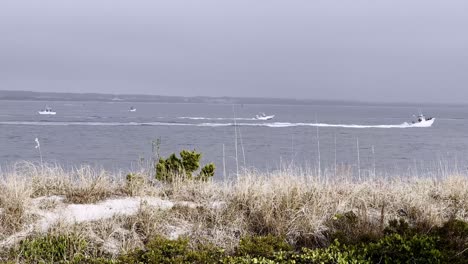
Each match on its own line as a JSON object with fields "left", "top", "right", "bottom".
{"left": 0, "top": 89, "right": 462, "bottom": 107}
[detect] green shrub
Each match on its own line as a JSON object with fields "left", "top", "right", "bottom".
{"left": 384, "top": 218, "right": 412, "bottom": 235}
{"left": 69, "top": 256, "right": 117, "bottom": 264}
{"left": 120, "top": 235, "right": 223, "bottom": 264}
{"left": 197, "top": 163, "right": 216, "bottom": 181}
{"left": 5, "top": 219, "right": 467, "bottom": 263}
{"left": 156, "top": 150, "right": 215, "bottom": 183}
{"left": 328, "top": 211, "right": 377, "bottom": 244}
{"left": 365, "top": 233, "right": 442, "bottom": 263}
{"left": 221, "top": 256, "right": 278, "bottom": 263}
{"left": 292, "top": 241, "right": 369, "bottom": 264}
{"left": 156, "top": 154, "right": 185, "bottom": 182}
{"left": 14, "top": 234, "right": 88, "bottom": 263}
{"left": 291, "top": 234, "right": 442, "bottom": 264}
{"left": 382, "top": 218, "right": 467, "bottom": 263}
{"left": 180, "top": 150, "right": 201, "bottom": 174}
{"left": 226, "top": 240, "right": 368, "bottom": 263}
{"left": 186, "top": 243, "right": 225, "bottom": 263}
{"left": 133, "top": 236, "right": 189, "bottom": 264}
{"left": 237, "top": 235, "right": 292, "bottom": 258}
{"left": 436, "top": 219, "right": 468, "bottom": 263}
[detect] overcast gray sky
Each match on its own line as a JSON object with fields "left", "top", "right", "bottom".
{"left": 1, "top": 0, "right": 467, "bottom": 103}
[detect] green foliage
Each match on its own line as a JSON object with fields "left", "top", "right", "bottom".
{"left": 226, "top": 240, "right": 368, "bottom": 264}
{"left": 221, "top": 256, "right": 278, "bottom": 263}
{"left": 120, "top": 235, "right": 223, "bottom": 264}
{"left": 237, "top": 235, "right": 292, "bottom": 258}
{"left": 384, "top": 218, "right": 412, "bottom": 235}
{"left": 436, "top": 219, "right": 468, "bottom": 263}
{"left": 4, "top": 219, "right": 468, "bottom": 263}
{"left": 292, "top": 241, "right": 369, "bottom": 264}
{"left": 121, "top": 235, "right": 189, "bottom": 264}
{"left": 365, "top": 233, "right": 442, "bottom": 263}
{"left": 197, "top": 163, "right": 216, "bottom": 181}
{"left": 330, "top": 211, "right": 358, "bottom": 237}
{"left": 437, "top": 218, "right": 468, "bottom": 248}
{"left": 14, "top": 234, "right": 88, "bottom": 263}
{"left": 156, "top": 154, "right": 184, "bottom": 182}
{"left": 382, "top": 218, "right": 468, "bottom": 263}
{"left": 69, "top": 256, "right": 118, "bottom": 264}
{"left": 180, "top": 150, "right": 201, "bottom": 174}
{"left": 287, "top": 234, "right": 442, "bottom": 264}
{"left": 328, "top": 211, "right": 377, "bottom": 244}
{"left": 155, "top": 150, "right": 215, "bottom": 183}
{"left": 186, "top": 243, "right": 225, "bottom": 263}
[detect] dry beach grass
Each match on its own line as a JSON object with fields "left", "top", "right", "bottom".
{"left": 0, "top": 162, "right": 467, "bottom": 258}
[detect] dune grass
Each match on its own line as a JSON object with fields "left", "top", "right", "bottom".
{"left": 0, "top": 162, "right": 467, "bottom": 261}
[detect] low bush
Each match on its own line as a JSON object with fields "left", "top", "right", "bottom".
{"left": 292, "top": 241, "right": 369, "bottom": 264}
{"left": 436, "top": 219, "right": 468, "bottom": 263}
{"left": 236, "top": 235, "right": 292, "bottom": 258}
{"left": 156, "top": 150, "right": 216, "bottom": 183}
{"left": 3, "top": 222, "right": 468, "bottom": 264}
{"left": 120, "top": 235, "right": 224, "bottom": 264}
{"left": 12, "top": 234, "right": 88, "bottom": 263}
{"left": 383, "top": 218, "right": 468, "bottom": 263}
{"left": 365, "top": 234, "right": 442, "bottom": 263}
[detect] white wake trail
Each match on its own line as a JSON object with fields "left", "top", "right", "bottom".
{"left": 199, "top": 121, "right": 434, "bottom": 128}
{"left": 0, "top": 119, "right": 434, "bottom": 128}
{"left": 178, "top": 116, "right": 256, "bottom": 121}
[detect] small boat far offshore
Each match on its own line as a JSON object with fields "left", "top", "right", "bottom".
{"left": 38, "top": 106, "right": 56, "bottom": 115}
{"left": 129, "top": 106, "right": 136, "bottom": 112}
{"left": 411, "top": 113, "right": 435, "bottom": 127}
{"left": 255, "top": 113, "right": 275, "bottom": 120}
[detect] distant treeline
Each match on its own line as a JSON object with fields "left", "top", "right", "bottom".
{"left": 0, "top": 90, "right": 445, "bottom": 106}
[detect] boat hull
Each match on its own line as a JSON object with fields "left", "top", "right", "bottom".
{"left": 38, "top": 111, "right": 56, "bottom": 115}
{"left": 411, "top": 118, "right": 434, "bottom": 127}
{"left": 256, "top": 115, "right": 275, "bottom": 120}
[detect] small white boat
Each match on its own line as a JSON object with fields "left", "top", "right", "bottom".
{"left": 129, "top": 106, "right": 136, "bottom": 112}
{"left": 255, "top": 113, "right": 275, "bottom": 120}
{"left": 411, "top": 114, "right": 435, "bottom": 127}
{"left": 38, "top": 106, "right": 56, "bottom": 115}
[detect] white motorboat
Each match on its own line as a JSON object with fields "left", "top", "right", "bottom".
{"left": 129, "top": 106, "right": 136, "bottom": 112}
{"left": 411, "top": 114, "right": 435, "bottom": 127}
{"left": 255, "top": 113, "right": 275, "bottom": 120}
{"left": 38, "top": 106, "right": 56, "bottom": 115}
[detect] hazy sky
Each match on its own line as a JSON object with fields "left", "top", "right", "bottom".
{"left": 1, "top": 0, "right": 467, "bottom": 103}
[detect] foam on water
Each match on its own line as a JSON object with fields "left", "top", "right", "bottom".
{"left": 178, "top": 116, "right": 256, "bottom": 121}
{"left": 0, "top": 121, "right": 190, "bottom": 126}
{"left": 0, "top": 119, "right": 434, "bottom": 128}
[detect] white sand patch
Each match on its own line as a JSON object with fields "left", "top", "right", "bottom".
{"left": 26, "top": 196, "right": 174, "bottom": 232}
{"left": 1, "top": 195, "right": 224, "bottom": 249}
{"left": 62, "top": 197, "right": 173, "bottom": 223}
{"left": 175, "top": 201, "right": 198, "bottom": 209}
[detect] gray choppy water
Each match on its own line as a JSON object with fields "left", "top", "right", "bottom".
{"left": 1, "top": 100, "right": 467, "bottom": 178}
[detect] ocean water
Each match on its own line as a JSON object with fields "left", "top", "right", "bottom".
{"left": 1, "top": 100, "right": 467, "bottom": 178}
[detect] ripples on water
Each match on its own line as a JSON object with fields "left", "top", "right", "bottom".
{"left": 0, "top": 100, "right": 467, "bottom": 178}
